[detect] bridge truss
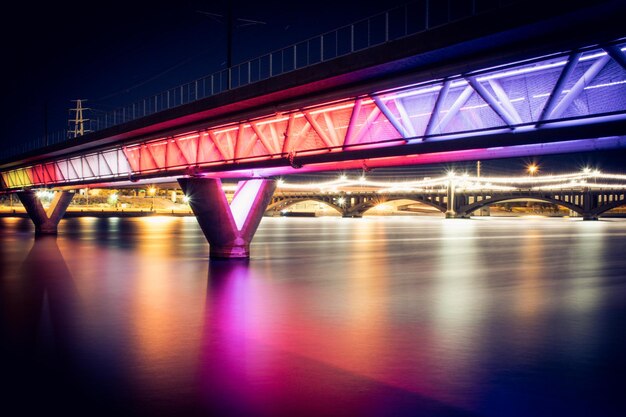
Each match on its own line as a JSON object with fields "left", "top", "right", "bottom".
{"left": 2, "top": 40, "right": 626, "bottom": 190}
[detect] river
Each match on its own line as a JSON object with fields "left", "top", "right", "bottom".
{"left": 1, "top": 215, "right": 625, "bottom": 416}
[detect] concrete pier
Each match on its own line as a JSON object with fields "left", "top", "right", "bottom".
{"left": 178, "top": 177, "right": 276, "bottom": 259}
{"left": 16, "top": 190, "right": 74, "bottom": 234}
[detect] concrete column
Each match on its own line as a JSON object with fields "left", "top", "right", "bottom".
{"left": 582, "top": 188, "right": 597, "bottom": 220}
{"left": 16, "top": 190, "right": 74, "bottom": 235}
{"left": 445, "top": 180, "right": 457, "bottom": 218}
{"left": 178, "top": 177, "right": 276, "bottom": 259}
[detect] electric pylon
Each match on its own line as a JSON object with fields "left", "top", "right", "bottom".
{"left": 68, "top": 99, "right": 90, "bottom": 139}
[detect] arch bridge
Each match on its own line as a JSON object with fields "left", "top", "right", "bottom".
{"left": 268, "top": 172, "right": 626, "bottom": 220}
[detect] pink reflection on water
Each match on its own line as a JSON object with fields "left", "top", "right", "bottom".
{"left": 197, "top": 240, "right": 466, "bottom": 416}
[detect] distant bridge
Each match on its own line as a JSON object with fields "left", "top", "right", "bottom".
{"left": 267, "top": 172, "right": 626, "bottom": 220}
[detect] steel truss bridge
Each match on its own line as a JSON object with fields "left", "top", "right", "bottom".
{"left": 2, "top": 39, "right": 626, "bottom": 190}
{"left": 268, "top": 172, "right": 626, "bottom": 220}
{"left": 1, "top": 1, "right": 626, "bottom": 257}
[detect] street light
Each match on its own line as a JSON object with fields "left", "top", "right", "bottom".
{"left": 527, "top": 164, "right": 538, "bottom": 176}
{"left": 148, "top": 186, "right": 156, "bottom": 211}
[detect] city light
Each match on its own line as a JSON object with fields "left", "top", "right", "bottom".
{"left": 182, "top": 195, "right": 190, "bottom": 203}
{"left": 35, "top": 190, "right": 54, "bottom": 200}
{"left": 271, "top": 170, "right": 626, "bottom": 193}
{"left": 527, "top": 164, "right": 539, "bottom": 176}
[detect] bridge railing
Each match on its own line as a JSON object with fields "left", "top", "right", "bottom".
{"left": 2, "top": 0, "right": 519, "bottom": 161}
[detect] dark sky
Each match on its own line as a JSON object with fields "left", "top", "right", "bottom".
{"left": 1, "top": 0, "right": 625, "bottom": 176}
{"left": 0, "top": 0, "right": 407, "bottom": 144}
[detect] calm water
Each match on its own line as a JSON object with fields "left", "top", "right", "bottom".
{"left": 1, "top": 215, "right": 625, "bottom": 417}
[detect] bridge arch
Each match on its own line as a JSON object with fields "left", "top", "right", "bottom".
{"left": 352, "top": 197, "right": 447, "bottom": 217}
{"left": 266, "top": 197, "right": 344, "bottom": 215}
{"left": 458, "top": 195, "right": 585, "bottom": 217}
{"left": 591, "top": 199, "right": 626, "bottom": 217}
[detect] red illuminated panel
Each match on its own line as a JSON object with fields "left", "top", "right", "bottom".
{"left": 44, "top": 162, "right": 63, "bottom": 183}
{"left": 139, "top": 145, "right": 159, "bottom": 172}
{"left": 146, "top": 141, "right": 167, "bottom": 169}
{"left": 197, "top": 131, "right": 225, "bottom": 164}
{"left": 251, "top": 115, "right": 290, "bottom": 155}
{"left": 304, "top": 101, "right": 354, "bottom": 149}
{"left": 163, "top": 140, "right": 188, "bottom": 168}
{"left": 345, "top": 98, "right": 400, "bottom": 145}
{"left": 123, "top": 146, "right": 142, "bottom": 172}
{"left": 235, "top": 123, "right": 268, "bottom": 160}
{"left": 174, "top": 133, "right": 200, "bottom": 165}
{"left": 31, "top": 165, "right": 46, "bottom": 185}
{"left": 285, "top": 113, "right": 325, "bottom": 152}
{"left": 209, "top": 127, "right": 238, "bottom": 161}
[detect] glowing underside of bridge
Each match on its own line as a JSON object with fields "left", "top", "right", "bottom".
{"left": 3, "top": 41, "right": 626, "bottom": 189}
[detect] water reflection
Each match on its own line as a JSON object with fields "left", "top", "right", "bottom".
{"left": 2, "top": 236, "right": 78, "bottom": 358}
{"left": 197, "top": 255, "right": 477, "bottom": 416}
{"left": 0, "top": 217, "right": 625, "bottom": 416}
{"left": 0, "top": 236, "right": 124, "bottom": 415}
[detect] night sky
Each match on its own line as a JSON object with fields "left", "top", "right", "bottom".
{"left": 1, "top": 0, "right": 625, "bottom": 177}
{"left": 1, "top": 1, "right": 405, "bottom": 143}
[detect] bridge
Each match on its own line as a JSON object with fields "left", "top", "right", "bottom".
{"left": 267, "top": 171, "right": 626, "bottom": 220}
{"left": 1, "top": 0, "right": 626, "bottom": 258}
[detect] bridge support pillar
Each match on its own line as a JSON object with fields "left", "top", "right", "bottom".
{"left": 178, "top": 177, "right": 276, "bottom": 259}
{"left": 445, "top": 180, "right": 461, "bottom": 218}
{"left": 16, "top": 190, "right": 74, "bottom": 235}
{"left": 582, "top": 188, "right": 597, "bottom": 220}
{"left": 582, "top": 212, "right": 598, "bottom": 221}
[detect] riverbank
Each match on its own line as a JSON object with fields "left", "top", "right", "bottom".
{"left": 0, "top": 208, "right": 195, "bottom": 218}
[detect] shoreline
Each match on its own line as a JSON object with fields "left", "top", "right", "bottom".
{"left": 1, "top": 209, "right": 625, "bottom": 219}
{"left": 0, "top": 209, "right": 195, "bottom": 218}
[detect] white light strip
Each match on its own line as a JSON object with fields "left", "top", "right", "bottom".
{"left": 271, "top": 171, "right": 626, "bottom": 193}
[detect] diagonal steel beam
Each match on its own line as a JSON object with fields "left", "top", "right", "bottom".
{"left": 323, "top": 111, "right": 340, "bottom": 146}
{"left": 144, "top": 143, "right": 163, "bottom": 171}
{"left": 538, "top": 52, "right": 581, "bottom": 123}
{"left": 604, "top": 45, "right": 626, "bottom": 71}
{"left": 550, "top": 54, "right": 611, "bottom": 119}
{"left": 349, "top": 105, "right": 382, "bottom": 145}
{"left": 251, "top": 122, "right": 275, "bottom": 155}
{"left": 394, "top": 97, "right": 417, "bottom": 137}
{"left": 304, "top": 111, "right": 335, "bottom": 148}
{"left": 99, "top": 152, "right": 114, "bottom": 175}
{"left": 372, "top": 95, "right": 410, "bottom": 138}
{"left": 344, "top": 98, "right": 363, "bottom": 146}
{"left": 467, "top": 77, "right": 516, "bottom": 127}
{"left": 425, "top": 80, "right": 450, "bottom": 137}
{"left": 488, "top": 79, "right": 523, "bottom": 124}
{"left": 170, "top": 137, "right": 190, "bottom": 166}
{"left": 432, "top": 84, "right": 473, "bottom": 134}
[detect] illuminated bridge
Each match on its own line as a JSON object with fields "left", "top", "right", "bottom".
{"left": 268, "top": 171, "right": 626, "bottom": 220}
{"left": 1, "top": 0, "right": 626, "bottom": 257}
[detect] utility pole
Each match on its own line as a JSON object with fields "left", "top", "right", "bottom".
{"left": 44, "top": 101, "right": 49, "bottom": 146}
{"left": 477, "top": 160, "right": 481, "bottom": 177}
{"left": 197, "top": 4, "right": 265, "bottom": 91}
{"left": 226, "top": 2, "right": 233, "bottom": 89}
{"left": 68, "top": 99, "right": 90, "bottom": 139}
